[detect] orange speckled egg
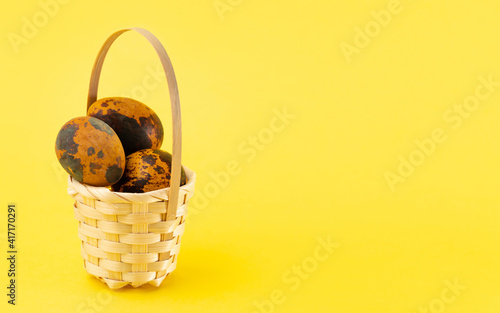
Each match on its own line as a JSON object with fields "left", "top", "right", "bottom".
{"left": 55, "top": 116, "right": 125, "bottom": 186}
{"left": 87, "top": 97, "right": 164, "bottom": 155}
{"left": 112, "top": 149, "right": 186, "bottom": 193}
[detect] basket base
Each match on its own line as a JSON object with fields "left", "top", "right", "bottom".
{"left": 85, "top": 260, "right": 177, "bottom": 289}
{"left": 93, "top": 274, "right": 168, "bottom": 289}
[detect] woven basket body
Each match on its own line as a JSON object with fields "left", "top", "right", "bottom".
{"left": 63, "top": 28, "right": 195, "bottom": 289}
{"left": 68, "top": 167, "right": 195, "bottom": 289}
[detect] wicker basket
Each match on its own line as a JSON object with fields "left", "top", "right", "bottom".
{"left": 66, "top": 28, "right": 196, "bottom": 289}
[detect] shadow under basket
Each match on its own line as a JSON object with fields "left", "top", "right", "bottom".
{"left": 67, "top": 167, "right": 196, "bottom": 289}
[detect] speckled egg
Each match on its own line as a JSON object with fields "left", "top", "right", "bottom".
{"left": 87, "top": 97, "right": 164, "bottom": 155}
{"left": 55, "top": 116, "right": 125, "bottom": 186}
{"left": 112, "top": 149, "right": 186, "bottom": 193}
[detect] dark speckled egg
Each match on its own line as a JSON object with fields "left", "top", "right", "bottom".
{"left": 112, "top": 149, "right": 186, "bottom": 193}
{"left": 87, "top": 97, "right": 164, "bottom": 155}
{"left": 55, "top": 116, "right": 125, "bottom": 186}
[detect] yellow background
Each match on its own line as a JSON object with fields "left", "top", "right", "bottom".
{"left": 1, "top": 0, "right": 500, "bottom": 312}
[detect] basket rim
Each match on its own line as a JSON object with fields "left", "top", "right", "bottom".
{"left": 67, "top": 165, "right": 196, "bottom": 203}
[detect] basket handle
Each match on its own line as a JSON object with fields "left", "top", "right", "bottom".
{"left": 87, "top": 28, "right": 182, "bottom": 220}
